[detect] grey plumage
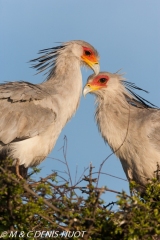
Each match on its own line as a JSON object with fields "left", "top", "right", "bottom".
{"left": 83, "top": 72, "right": 160, "bottom": 189}
{"left": 0, "top": 40, "right": 99, "bottom": 172}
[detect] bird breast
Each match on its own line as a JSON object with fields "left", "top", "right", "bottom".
{"left": 11, "top": 123, "right": 60, "bottom": 167}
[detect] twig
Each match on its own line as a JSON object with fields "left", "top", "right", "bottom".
{"left": 47, "top": 157, "right": 66, "bottom": 165}
{"left": 38, "top": 213, "right": 68, "bottom": 231}
{"left": 96, "top": 171, "right": 127, "bottom": 181}
{"left": 0, "top": 167, "right": 61, "bottom": 213}
{"left": 74, "top": 164, "right": 78, "bottom": 185}
{"left": 63, "top": 135, "right": 73, "bottom": 186}
{"left": 103, "top": 201, "right": 117, "bottom": 209}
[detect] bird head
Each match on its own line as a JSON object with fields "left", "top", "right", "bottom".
{"left": 69, "top": 40, "right": 100, "bottom": 75}
{"left": 83, "top": 72, "right": 121, "bottom": 96}
{"left": 81, "top": 46, "right": 100, "bottom": 75}
{"left": 83, "top": 72, "right": 156, "bottom": 109}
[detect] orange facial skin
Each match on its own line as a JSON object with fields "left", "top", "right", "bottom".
{"left": 86, "top": 75, "right": 109, "bottom": 93}
{"left": 83, "top": 74, "right": 110, "bottom": 95}
{"left": 84, "top": 75, "right": 109, "bottom": 93}
{"left": 90, "top": 75, "right": 109, "bottom": 87}
{"left": 81, "top": 46, "right": 99, "bottom": 64}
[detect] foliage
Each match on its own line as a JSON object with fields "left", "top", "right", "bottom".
{"left": 0, "top": 140, "right": 159, "bottom": 239}
{"left": 0, "top": 165, "right": 159, "bottom": 240}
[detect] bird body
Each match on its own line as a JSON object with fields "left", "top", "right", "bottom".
{"left": 83, "top": 72, "right": 160, "bottom": 187}
{"left": 0, "top": 40, "right": 99, "bottom": 169}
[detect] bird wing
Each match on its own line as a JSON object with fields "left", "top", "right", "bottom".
{"left": 0, "top": 81, "right": 49, "bottom": 102}
{"left": 0, "top": 81, "right": 57, "bottom": 144}
{"left": 147, "top": 111, "right": 160, "bottom": 152}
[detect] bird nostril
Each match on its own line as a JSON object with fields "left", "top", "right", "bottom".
{"left": 87, "top": 84, "right": 91, "bottom": 87}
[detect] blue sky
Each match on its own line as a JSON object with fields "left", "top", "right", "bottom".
{"left": 1, "top": 1, "right": 160, "bottom": 204}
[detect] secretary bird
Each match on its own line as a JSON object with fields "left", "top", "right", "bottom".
{"left": 83, "top": 72, "right": 159, "bottom": 192}
{"left": 0, "top": 40, "right": 100, "bottom": 178}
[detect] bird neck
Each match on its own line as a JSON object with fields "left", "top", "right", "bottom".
{"left": 46, "top": 53, "right": 81, "bottom": 83}
{"left": 96, "top": 91, "right": 131, "bottom": 152}
{"left": 41, "top": 54, "right": 82, "bottom": 127}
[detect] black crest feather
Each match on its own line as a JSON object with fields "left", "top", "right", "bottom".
{"left": 122, "top": 80, "right": 158, "bottom": 109}
{"left": 29, "top": 45, "right": 65, "bottom": 79}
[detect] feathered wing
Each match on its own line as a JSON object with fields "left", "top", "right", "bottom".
{"left": 0, "top": 81, "right": 50, "bottom": 102}
{"left": 0, "top": 82, "right": 57, "bottom": 144}
{"left": 148, "top": 112, "right": 160, "bottom": 152}
{"left": 122, "top": 80, "right": 160, "bottom": 152}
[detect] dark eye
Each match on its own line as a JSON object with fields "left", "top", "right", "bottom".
{"left": 85, "top": 50, "right": 91, "bottom": 56}
{"left": 99, "top": 78, "right": 107, "bottom": 83}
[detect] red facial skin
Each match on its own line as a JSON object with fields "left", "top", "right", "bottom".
{"left": 82, "top": 46, "right": 98, "bottom": 62}
{"left": 90, "top": 75, "right": 110, "bottom": 88}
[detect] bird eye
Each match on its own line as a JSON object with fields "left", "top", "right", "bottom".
{"left": 99, "top": 78, "right": 107, "bottom": 83}
{"left": 84, "top": 50, "right": 91, "bottom": 56}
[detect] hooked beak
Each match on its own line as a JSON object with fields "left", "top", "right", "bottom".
{"left": 91, "top": 63, "right": 100, "bottom": 75}
{"left": 83, "top": 84, "right": 100, "bottom": 97}
{"left": 81, "top": 56, "right": 100, "bottom": 75}
{"left": 83, "top": 85, "right": 91, "bottom": 97}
